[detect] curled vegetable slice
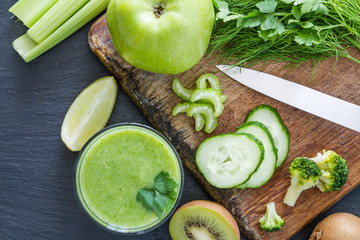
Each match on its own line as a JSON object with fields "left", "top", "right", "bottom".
{"left": 196, "top": 73, "right": 222, "bottom": 93}
{"left": 172, "top": 78, "right": 194, "bottom": 102}
{"left": 172, "top": 102, "right": 192, "bottom": 116}
{"left": 187, "top": 103, "right": 218, "bottom": 134}
{"left": 196, "top": 73, "right": 227, "bottom": 103}
{"left": 190, "top": 89, "right": 224, "bottom": 117}
{"left": 172, "top": 73, "right": 226, "bottom": 133}
{"left": 173, "top": 102, "right": 205, "bottom": 131}
{"left": 193, "top": 113, "right": 206, "bottom": 131}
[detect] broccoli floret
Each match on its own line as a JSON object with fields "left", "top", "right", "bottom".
{"left": 311, "top": 150, "right": 349, "bottom": 192}
{"left": 283, "top": 157, "right": 322, "bottom": 207}
{"left": 259, "top": 202, "right": 285, "bottom": 232}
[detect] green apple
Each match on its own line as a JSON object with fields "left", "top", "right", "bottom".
{"left": 106, "top": 0, "right": 214, "bottom": 74}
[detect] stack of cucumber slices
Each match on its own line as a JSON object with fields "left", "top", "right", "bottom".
{"left": 196, "top": 105, "right": 290, "bottom": 189}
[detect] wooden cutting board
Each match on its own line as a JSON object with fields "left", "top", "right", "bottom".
{"left": 88, "top": 15, "right": 360, "bottom": 240}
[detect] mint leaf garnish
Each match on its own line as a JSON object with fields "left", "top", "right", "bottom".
{"left": 136, "top": 171, "right": 178, "bottom": 218}
{"left": 154, "top": 172, "right": 177, "bottom": 194}
{"left": 153, "top": 191, "right": 173, "bottom": 217}
{"left": 136, "top": 189, "right": 155, "bottom": 212}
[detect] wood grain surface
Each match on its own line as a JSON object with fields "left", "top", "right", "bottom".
{"left": 88, "top": 14, "right": 360, "bottom": 240}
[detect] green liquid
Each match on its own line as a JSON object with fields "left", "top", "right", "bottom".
{"left": 76, "top": 125, "right": 181, "bottom": 229}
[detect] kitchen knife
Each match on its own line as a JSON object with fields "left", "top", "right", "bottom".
{"left": 216, "top": 65, "right": 360, "bottom": 132}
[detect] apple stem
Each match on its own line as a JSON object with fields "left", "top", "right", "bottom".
{"left": 154, "top": 3, "right": 165, "bottom": 18}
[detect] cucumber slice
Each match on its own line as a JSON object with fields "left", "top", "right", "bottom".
{"left": 244, "top": 105, "right": 290, "bottom": 168}
{"left": 235, "top": 121, "right": 278, "bottom": 188}
{"left": 196, "top": 133, "right": 264, "bottom": 188}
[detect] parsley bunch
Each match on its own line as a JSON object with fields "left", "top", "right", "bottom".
{"left": 211, "top": 0, "right": 360, "bottom": 70}
{"left": 136, "top": 171, "right": 178, "bottom": 218}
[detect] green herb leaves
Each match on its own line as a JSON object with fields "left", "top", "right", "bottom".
{"left": 294, "top": 29, "right": 321, "bottom": 46}
{"left": 136, "top": 172, "right": 178, "bottom": 218}
{"left": 211, "top": 0, "right": 360, "bottom": 75}
{"left": 256, "top": 0, "right": 278, "bottom": 13}
{"left": 214, "top": 0, "right": 326, "bottom": 44}
{"left": 136, "top": 189, "right": 156, "bottom": 213}
{"left": 284, "top": 0, "right": 328, "bottom": 14}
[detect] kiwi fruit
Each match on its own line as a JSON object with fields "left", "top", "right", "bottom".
{"left": 309, "top": 212, "right": 360, "bottom": 240}
{"left": 169, "top": 200, "right": 240, "bottom": 240}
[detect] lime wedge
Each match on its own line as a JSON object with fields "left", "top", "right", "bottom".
{"left": 61, "top": 76, "right": 118, "bottom": 151}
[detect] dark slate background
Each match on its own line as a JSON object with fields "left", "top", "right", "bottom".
{"left": 1, "top": 1, "right": 359, "bottom": 239}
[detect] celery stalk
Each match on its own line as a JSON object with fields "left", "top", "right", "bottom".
{"left": 9, "top": 0, "right": 58, "bottom": 28}
{"left": 27, "top": 0, "right": 90, "bottom": 44}
{"left": 12, "top": 0, "right": 110, "bottom": 62}
{"left": 12, "top": 34, "right": 38, "bottom": 58}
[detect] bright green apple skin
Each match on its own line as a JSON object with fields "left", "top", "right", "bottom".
{"left": 107, "top": 0, "right": 214, "bottom": 74}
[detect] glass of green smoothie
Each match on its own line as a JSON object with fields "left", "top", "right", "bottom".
{"left": 74, "top": 123, "right": 184, "bottom": 234}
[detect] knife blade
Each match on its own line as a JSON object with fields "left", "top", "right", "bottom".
{"left": 216, "top": 65, "right": 360, "bottom": 132}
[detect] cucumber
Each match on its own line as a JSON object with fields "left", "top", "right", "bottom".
{"left": 244, "top": 105, "right": 289, "bottom": 168}
{"left": 196, "top": 133, "right": 264, "bottom": 188}
{"left": 235, "top": 121, "right": 278, "bottom": 188}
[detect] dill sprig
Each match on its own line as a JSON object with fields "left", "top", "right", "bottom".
{"left": 210, "top": 0, "right": 360, "bottom": 69}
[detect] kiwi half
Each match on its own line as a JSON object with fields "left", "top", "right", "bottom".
{"left": 169, "top": 200, "right": 240, "bottom": 240}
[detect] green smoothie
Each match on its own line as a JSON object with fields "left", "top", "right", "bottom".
{"left": 75, "top": 124, "right": 182, "bottom": 232}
